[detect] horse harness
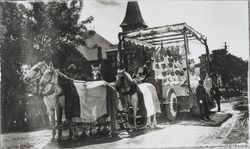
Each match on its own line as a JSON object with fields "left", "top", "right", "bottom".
{"left": 41, "top": 69, "right": 64, "bottom": 98}
{"left": 29, "top": 65, "right": 44, "bottom": 82}
{"left": 118, "top": 74, "right": 138, "bottom": 96}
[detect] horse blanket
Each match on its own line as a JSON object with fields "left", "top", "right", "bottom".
{"left": 73, "top": 81, "right": 118, "bottom": 123}
{"left": 59, "top": 74, "right": 117, "bottom": 122}
{"left": 138, "top": 83, "right": 161, "bottom": 117}
{"left": 58, "top": 76, "right": 81, "bottom": 119}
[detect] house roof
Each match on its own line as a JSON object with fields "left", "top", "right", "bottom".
{"left": 77, "top": 32, "right": 113, "bottom": 61}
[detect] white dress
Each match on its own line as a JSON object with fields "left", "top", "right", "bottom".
{"left": 204, "top": 77, "right": 212, "bottom": 95}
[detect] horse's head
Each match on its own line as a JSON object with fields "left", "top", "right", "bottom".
{"left": 39, "top": 62, "right": 57, "bottom": 88}
{"left": 91, "top": 64, "right": 102, "bottom": 80}
{"left": 23, "top": 61, "right": 48, "bottom": 84}
{"left": 116, "top": 68, "right": 134, "bottom": 89}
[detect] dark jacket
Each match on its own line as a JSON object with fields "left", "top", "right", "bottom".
{"left": 211, "top": 87, "right": 221, "bottom": 100}
{"left": 196, "top": 85, "right": 208, "bottom": 101}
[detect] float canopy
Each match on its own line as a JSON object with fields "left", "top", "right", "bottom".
{"left": 120, "top": 22, "right": 207, "bottom": 50}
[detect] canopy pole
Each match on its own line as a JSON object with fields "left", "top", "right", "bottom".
{"left": 117, "top": 33, "right": 123, "bottom": 67}
{"left": 183, "top": 27, "right": 191, "bottom": 87}
{"left": 204, "top": 39, "right": 210, "bottom": 76}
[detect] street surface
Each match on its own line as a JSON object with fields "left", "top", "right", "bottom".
{"left": 1, "top": 100, "right": 248, "bottom": 148}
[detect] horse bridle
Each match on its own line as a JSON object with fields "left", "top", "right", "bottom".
{"left": 27, "top": 66, "right": 43, "bottom": 82}
{"left": 116, "top": 72, "right": 131, "bottom": 91}
{"left": 93, "top": 70, "right": 101, "bottom": 80}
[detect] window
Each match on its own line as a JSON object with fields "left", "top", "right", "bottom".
{"left": 111, "top": 56, "right": 117, "bottom": 67}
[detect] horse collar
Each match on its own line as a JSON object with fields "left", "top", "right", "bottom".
{"left": 47, "top": 70, "right": 56, "bottom": 84}
{"left": 42, "top": 71, "right": 57, "bottom": 97}
{"left": 30, "top": 68, "right": 42, "bottom": 82}
{"left": 43, "top": 84, "right": 56, "bottom": 97}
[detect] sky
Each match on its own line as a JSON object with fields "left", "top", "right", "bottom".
{"left": 80, "top": 0, "right": 249, "bottom": 62}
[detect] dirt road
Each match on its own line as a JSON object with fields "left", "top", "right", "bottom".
{"left": 1, "top": 101, "right": 248, "bottom": 148}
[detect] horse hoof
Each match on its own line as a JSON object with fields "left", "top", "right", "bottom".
{"left": 50, "top": 138, "right": 56, "bottom": 142}
{"left": 66, "top": 137, "right": 72, "bottom": 142}
{"left": 126, "top": 128, "right": 133, "bottom": 133}
{"left": 71, "top": 136, "right": 77, "bottom": 141}
{"left": 55, "top": 137, "right": 62, "bottom": 142}
{"left": 111, "top": 132, "right": 119, "bottom": 137}
{"left": 151, "top": 124, "right": 157, "bottom": 129}
{"left": 139, "top": 125, "right": 148, "bottom": 130}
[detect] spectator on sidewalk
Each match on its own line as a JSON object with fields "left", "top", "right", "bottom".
{"left": 196, "top": 80, "right": 211, "bottom": 121}
{"left": 211, "top": 87, "right": 221, "bottom": 112}
{"left": 211, "top": 74, "right": 222, "bottom": 112}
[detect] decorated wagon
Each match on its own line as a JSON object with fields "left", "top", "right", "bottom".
{"left": 117, "top": 23, "right": 215, "bottom": 121}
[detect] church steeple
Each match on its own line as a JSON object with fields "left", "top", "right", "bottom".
{"left": 120, "top": 1, "right": 148, "bottom": 32}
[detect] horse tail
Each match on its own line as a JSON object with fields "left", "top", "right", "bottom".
{"left": 134, "top": 84, "right": 147, "bottom": 125}
{"left": 105, "top": 84, "right": 118, "bottom": 132}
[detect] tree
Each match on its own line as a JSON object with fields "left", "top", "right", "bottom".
{"left": 0, "top": 0, "right": 94, "bottom": 132}
{"left": 19, "top": 0, "right": 94, "bottom": 67}
{"left": 1, "top": 2, "right": 27, "bottom": 132}
{"left": 209, "top": 48, "right": 248, "bottom": 90}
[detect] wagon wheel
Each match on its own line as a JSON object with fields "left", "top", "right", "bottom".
{"left": 165, "top": 88, "right": 178, "bottom": 121}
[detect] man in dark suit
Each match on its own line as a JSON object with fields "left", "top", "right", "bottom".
{"left": 211, "top": 74, "right": 222, "bottom": 112}
{"left": 211, "top": 87, "right": 221, "bottom": 112}
{"left": 196, "top": 80, "right": 211, "bottom": 120}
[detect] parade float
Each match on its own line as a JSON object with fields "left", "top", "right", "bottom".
{"left": 118, "top": 23, "right": 214, "bottom": 121}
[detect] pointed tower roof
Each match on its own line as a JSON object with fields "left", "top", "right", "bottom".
{"left": 120, "top": 1, "right": 148, "bottom": 32}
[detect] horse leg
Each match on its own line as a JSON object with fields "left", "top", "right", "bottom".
{"left": 110, "top": 114, "right": 118, "bottom": 137}
{"left": 68, "top": 118, "right": 77, "bottom": 141}
{"left": 56, "top": 107, "right": 62, "bottom": 141}
{"left": 49, "top": 109, "right": 56, "bottom": 142}
{"left": 133, "top": 107, "right": 137, "bottom": 130}
{"left": 147, "top": 116, "right": 151, "bottom": 127}
{"left": 67, "top": 118, "right": 73, "bottom": 140}
{"left": 151, "top": 114, "right": 157, "bottom": 128}
{"left": 131, "top": 94, "right": 138, "bottom": 130}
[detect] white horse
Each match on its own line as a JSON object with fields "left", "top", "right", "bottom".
{"left": 23, "top": 61, "right": 67, "bottom": 142}
{"left": 115, "top": 68, "right": 161, "bottom": 130}
{"left": 23, "top": 61, "right": 47, "bottom": 84}
{"left": 39, "top": 62, "right": 119, "bottom": 140}
{"left": 91, "top": 64, "right": 103, "bottom": 81}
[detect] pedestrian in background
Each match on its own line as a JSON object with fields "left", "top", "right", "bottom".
{"left": 196, "top": 80, "right": 211, "bottom": 121}
{"left": 211, "top": 74, "right": 222, "bottom": 112}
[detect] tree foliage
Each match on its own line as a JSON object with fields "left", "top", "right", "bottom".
{"left": 210, "top": 48, "right": 248, "bottom": 90}
{"left": 19, "top": 0, "right": 94, "bottom": 66}
{"left": 0, "top": 0, "right": 94, "bottom": 132}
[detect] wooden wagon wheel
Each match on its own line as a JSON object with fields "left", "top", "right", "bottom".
{"left": 165, "top": 88, "right": 178, "bottom": 121}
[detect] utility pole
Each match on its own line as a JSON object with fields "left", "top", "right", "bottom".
{"left": 223, "top": 42, "right": 229, "bottom": 50}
